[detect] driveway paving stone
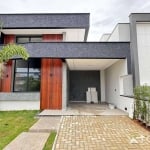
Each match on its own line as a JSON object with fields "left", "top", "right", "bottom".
{"left": 54, "top": 116, "right": 150, "bottom": 150}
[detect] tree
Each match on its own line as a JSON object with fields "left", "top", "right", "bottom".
{"left": 0, "top": 44, "right": 29, "bottom": 78}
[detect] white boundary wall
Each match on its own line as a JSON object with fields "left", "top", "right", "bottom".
{"left": 0, "top": 93, "right": 40, "bottom": 110}
{"left": 105, "top": 59, "right": 134, "bottom": 114}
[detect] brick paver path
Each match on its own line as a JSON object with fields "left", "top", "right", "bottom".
{"left": 54, "top": 116, "right": 150, "bottom": 150}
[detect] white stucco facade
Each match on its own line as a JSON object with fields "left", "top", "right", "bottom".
{"left": 136, "top": 23, "right": 150, "bottom": 85}
{"left": 118, "top": 24, "right": 130, "bottom": 41}
{"left": 108, "top": 25, "right": 119, "bottom": 41}
{"left": 105, "top": 59, "right": 134, "bottom": 114}
{"left": 65, "top": 29, "right": 86, "bottom": 41}
{"left": 100, "top": 34, "right": 110, "bottom": 41}
{"left": 100, "top": 23, "right": 130, "bottom": 42}
{"left": 0, "top": 100, "right": 40, "bottom": 111}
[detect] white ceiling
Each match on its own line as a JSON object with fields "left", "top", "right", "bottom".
{"left": 66, "top": 59, "right": 119, "bottom": 70}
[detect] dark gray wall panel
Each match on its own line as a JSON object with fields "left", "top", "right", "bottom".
{"left": 21, "top": 42, "right": 131, "bottom": 73}
{"left": 21, "top": 42, "right": 130, "bottom": 58}
{"left": 0, "top": 13, "right": 89, "bottom": 28}
{"left": 69, "top": 71, "right": 100, "bottom": 101}
{"left": 0, "top": 42, "right": 131, "bottom": 73}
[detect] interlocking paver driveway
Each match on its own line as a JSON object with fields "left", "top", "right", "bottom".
{"left": 54, "top": 116, "right": 150, "bottom": 150}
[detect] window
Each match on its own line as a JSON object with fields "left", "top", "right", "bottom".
{"left": 16, "top": 34, "right": 63, "bottom": 43}
{"left": 17, "top": 37, "right": 29, "bottom": 43}
{"left": 16, "top": 36, "right": 42, "bottom": 43}
{"left": 14, "top": 59, "right": 41, "bottom": 92}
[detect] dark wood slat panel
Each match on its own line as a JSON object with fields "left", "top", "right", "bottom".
{"left": 52, "top": 59, "right": 62, "bottom": 109}
{"left": 0, "top": 35, "right": 14, "bottom": 92}
{"left": 40, "top": 59, "right": 49, "bottom": 109}
{"left": 40, "top": 34, "right": 63, "bottom": 109}
{"left": 4, "top": 35, "right": 15, "bottom": 44}
{"left": 40, "top": 58, "right": 62, "bottom": 109}
{"left": 42, "top": 34, "right": 63, "bottom": 42}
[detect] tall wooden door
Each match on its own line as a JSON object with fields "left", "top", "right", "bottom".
{"left": 40, "top": 58, "right": 62, "bottom": 110}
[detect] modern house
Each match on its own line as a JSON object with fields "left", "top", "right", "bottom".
{"left": 0, "top": 13, "right": 149, "bottom": 115}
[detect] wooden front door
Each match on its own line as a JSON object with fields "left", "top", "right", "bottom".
{"left": 40, "top": 58, "right": 62, "bottom": 109}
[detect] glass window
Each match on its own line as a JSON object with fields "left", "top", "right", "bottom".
{"left": 16, "top": 60, "right": 28, "bottom": 72}
{"left": 29, "top": 59, "right": 41, "bottom": 73}
{"left": 17, "top": 36, "right": 42, "bottom": 43}
{"left": 28, "top": 73, "right": 40, "bottom": 91}
{"left": 16, "top": 35, "right": 63, "bottom": 43}
{"left": 17, "top": 37, "right": 29, "bottom": 43}
{"left": 14, "top": 73, "right": 28, "bottom": 92}
{"left": 30, "top": 37, "right": 42, "bottom": 42}
{"left": 14, "top": 59, "right": 41, "bottom": 92}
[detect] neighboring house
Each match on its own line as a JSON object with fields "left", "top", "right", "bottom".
{"left": 0, "top": 13, "right": 149, "bottom": 115}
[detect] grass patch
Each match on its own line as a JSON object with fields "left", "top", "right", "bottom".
{"left": 43, "top": 131, "right": 57, "bottom": 150}
{"left": 0, "top": 110, "right": 39, "bottom": 149}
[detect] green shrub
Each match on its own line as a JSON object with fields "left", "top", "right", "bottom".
{"left": 134, "top": 85, "right": 150, "bottom": 121}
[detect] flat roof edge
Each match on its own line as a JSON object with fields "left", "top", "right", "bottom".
{"left": 129, "top": 13, "right": 150, "bottom": 17}
{"left": 0, "top": 13, "right": 90, "bottom": 15}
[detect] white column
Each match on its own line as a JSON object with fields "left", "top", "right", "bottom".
{"left": 100, "top": 70, "right": 105, "bottom": 102}
{"left": 62, "top": 63, "right": 67, "bottom": 110}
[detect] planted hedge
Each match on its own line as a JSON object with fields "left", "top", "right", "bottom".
{"left": 134, "top": 85, "right": 150, "bottom": 126}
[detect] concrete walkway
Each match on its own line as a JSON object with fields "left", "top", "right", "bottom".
{"left": 4, "top": 117, "right": 61, "bottom": 150}
{"left": 30, "top": 117, "right": 61, "bottom": 132}
{"left": 54, "top": 116, "right": 150, "bottom": 150}
{"left": 4, "top": 132, "right": 49, "bottom": 150}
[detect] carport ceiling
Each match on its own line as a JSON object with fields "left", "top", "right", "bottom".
{"left": 66, "top": 59, "right": 119, "bottom": 70}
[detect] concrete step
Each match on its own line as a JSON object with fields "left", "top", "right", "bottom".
{"left": 4, "top": 132, "right": 50, "bottom": 150}
{"left": 38, "top": 108, "right": 128, "bottom": 116}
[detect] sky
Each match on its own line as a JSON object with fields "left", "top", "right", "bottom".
{"left": 0, "top": 0, "right": 150, "bottom": 41}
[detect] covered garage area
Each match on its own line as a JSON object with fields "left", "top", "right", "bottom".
{"left": 66, "top": 59, "right": 119, "bottom": 103}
